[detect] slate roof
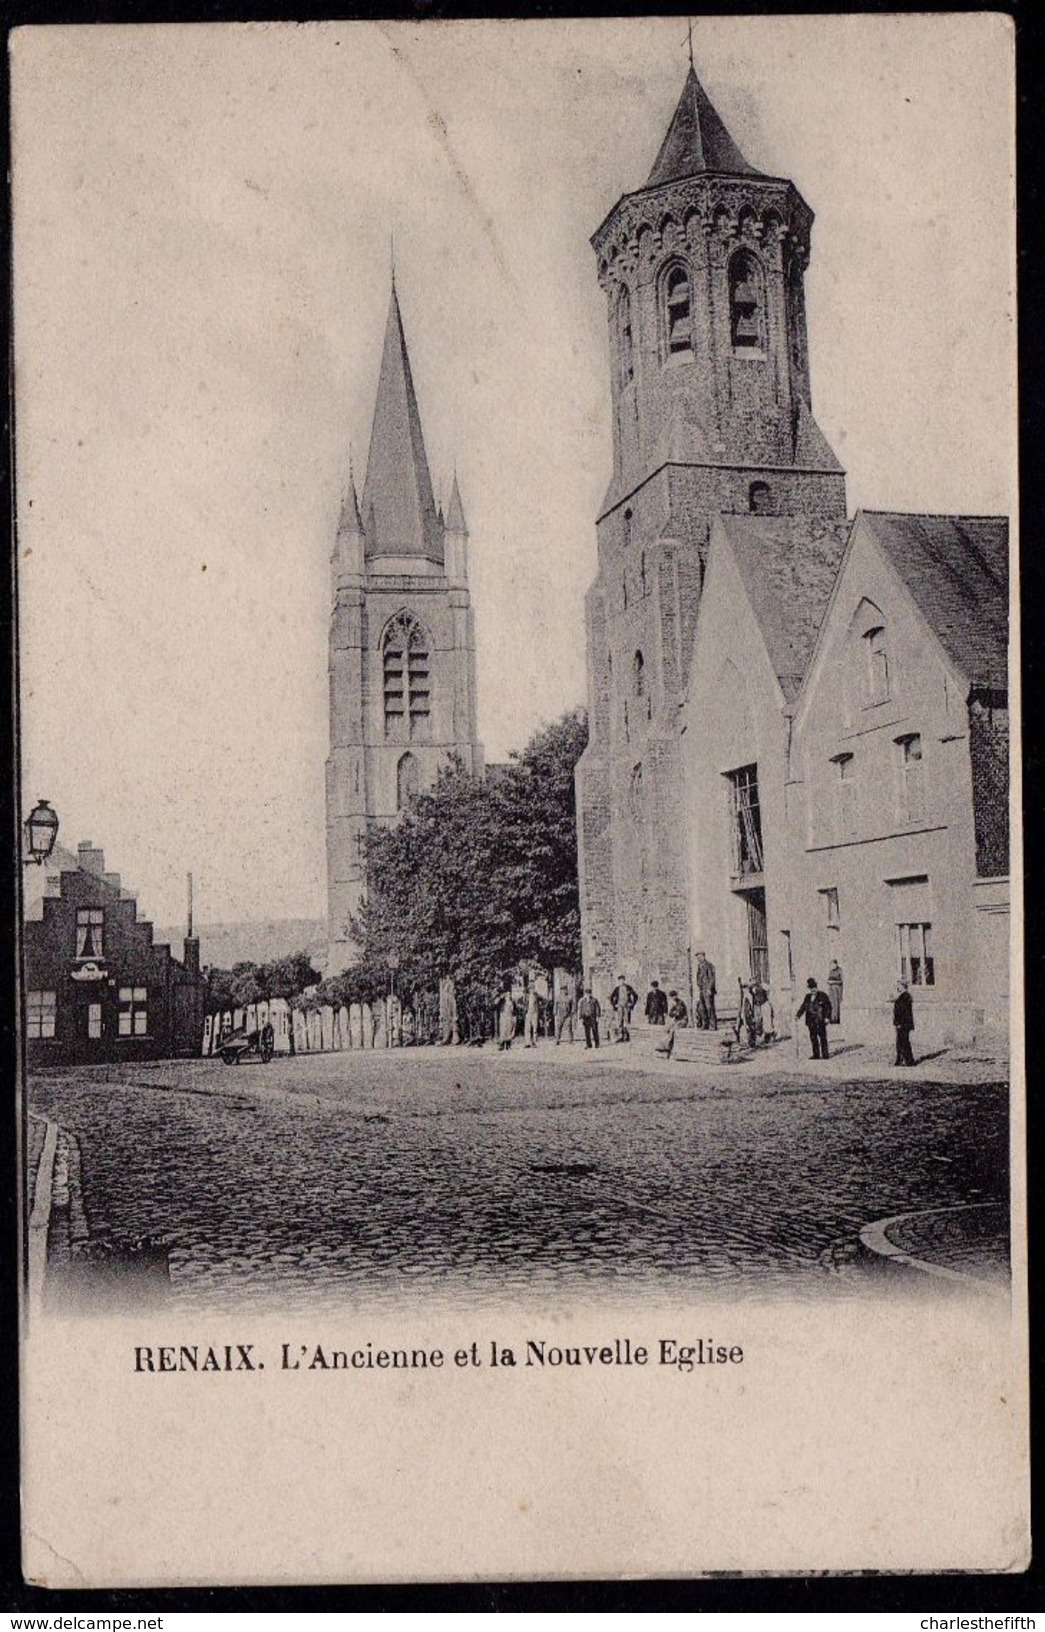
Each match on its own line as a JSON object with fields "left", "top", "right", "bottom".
{"left": 859, "top": 512, "right": 1009, "bottom": 690}
{"left": 360, "top": 284, "right": 444, "bottom": 565}
{"left": 647, "top": 65, "right": 765, "bottom": 188}
{"left": 719, "top": 515, "right": 851, "bottom": 701}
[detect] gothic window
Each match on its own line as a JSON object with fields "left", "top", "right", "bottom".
{"left": 661, "top": 262, "right": 693, "bottom": 358}
{"left": 729, "top": 250, "right": 766, "bottom": 351}
{"left": 383, "top": 612, "right": 431, "bottom": 740}
{"left": 865, "top": 625, "right": 890, "bottom": 705}
{"left": 616, "top": 286, "right": 634, "bottom": 388}
{"left": 629, "top": 763, "right": 644, "bottom": 819}
{"left": 748, "top": 481, "right": 772, "bottom": 514}
{"left": 633, "top": 650, "right": 645, "bottom": 697}
{"left": 397, "top": 751, "right": 420, "bottom": 812}
{"left": 623, "top": 507, "right": 633, "bottom": 547}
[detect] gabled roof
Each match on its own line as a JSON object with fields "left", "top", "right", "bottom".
{"left": 360, "top": 284, "right": 444, "bottom": 565}
{"left": 718, "top": 515, "right": 851, "bottom": 701}
{"left": 647, "top": 65, "right": 766, "bottom": 188}
{"left": 858, "top": 512, "right": 1008, "bottom": 690}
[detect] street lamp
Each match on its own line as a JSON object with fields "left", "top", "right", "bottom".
{"left": 23, "top": 800, "right": 59, "bottom": 867}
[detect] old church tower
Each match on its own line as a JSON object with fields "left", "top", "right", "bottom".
{"left": 326, "top": 281, "right": 483, "bottom": 974}
{"left": 576, "top": 61, "right": 847, "bottom": 996}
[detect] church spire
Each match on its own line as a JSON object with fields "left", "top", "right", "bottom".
{"left": 646, "top": 63, "right": 765, "bottom": 188}
{"left": 360, "top": 282, "right": 443, "bottom": 565}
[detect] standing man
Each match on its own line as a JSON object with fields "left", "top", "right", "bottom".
{"left": 795, "top": 977, "right": 831, "bottom": 1060}
{"left": 555, "top": 986, "right": 575, "bottom": 1045}
{"left": 828, "top": 959, "right": 844, "bottom": 1024}
{"left": 578, "top": 987, "right": 601, "bottom": 1049}
{"left": 645, "top": 980, "right": 668, "bottom": 1027}
{"left": 523, "top": 986, "right": 540, "bottom": 1048}
{"left": 694, "top": 953, "right": 718, "bottom": 1030}
{"left": 610, "top": 975, "right": 638, "bottom": 1043}
{"left": 893, "top": 980, "right": 915, "bottom": 1066}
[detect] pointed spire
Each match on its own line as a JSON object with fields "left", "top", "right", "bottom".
{"left": 445, "top": 470, "right": 468, "bottom": 534}
{"left": 646, "top": 64, "right": 765, "bottom": 188}
{"left": 360, "top": 281, "right": 444, "bottom": 564}
{"left": 337, "top": 474, "right": 364, "bottom": 539}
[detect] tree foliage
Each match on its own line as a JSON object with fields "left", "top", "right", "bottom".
{"left": 206, "top": 949, "right": 321, "bottom": 1013}
{"left": 350, "top": 707, "right": 587, "bottom": 1015}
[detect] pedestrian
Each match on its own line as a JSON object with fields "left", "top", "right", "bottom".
{"left": 741, "top": 984, "right": 762, "bottom": 1050}
{"left": 795, "top": 977, "right": 831, "bottom": 1060}
{"left": 610, "top": 975, "right": 638, "bottom": 1043}
{"left": 752, "top": 981, "right": 774, "bottom": 1044}
{"left": 656, "top": 989, "right": 689, "bottom": 1057}
{"left": 644, "top": 979, "right": 668, "bottom": 1027}
{"left": 828, "top": 959, "right": 844, "bottom": 1024}
{"left": 495, "top": 988, "right": 516, "bottom": 1052}
{"left": 524, "top": 986, "right": 540, "bottom": 1048}
{"left": 694, "top": 953, "right": 717, "bottom": 1030}
{"left": 577, "top": 987, "right": 601, "bottom": 1049}
{"left": 555, "top": 988, "right": 575, "bottom": 1045}
{"left": 893, "top": 980, "right": 915, "bottom": 1066}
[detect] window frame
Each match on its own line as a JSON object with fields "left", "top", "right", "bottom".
{"left": 897, "top": 921, "right": 935, "bottom": 987}
{"left": 117, "top": 985, "right": 149, "bottom": 1038}
{"left": 26, "top": 989, "right": 57, "bottom": 1040}
{"left": 660, "top": 260, "right": 694, "bottom": 362}
{"left": 74, "top": 906, "right": 104, "bottom": 960}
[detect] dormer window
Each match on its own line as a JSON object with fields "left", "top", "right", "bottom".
{"left": 662, "top": 263, "right": 692, "bottom": 358}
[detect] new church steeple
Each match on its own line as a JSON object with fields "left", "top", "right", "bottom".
{"left": 326, "top": 279, "right": 483, "bottom": 975}
{"left": 359, "top": 283, "right": 444, "bottom": 565}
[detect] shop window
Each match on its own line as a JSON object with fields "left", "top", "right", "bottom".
{"left": 26, "top": 990, "right": 56, "bottom": 1040}
{"left": 118, "top": 987, "right": 148, "bottom": 1036}
{"left": 75, "top": 908, "right": 104, "bottom": 960}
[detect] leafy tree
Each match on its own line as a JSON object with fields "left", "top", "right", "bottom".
{"left": 352, "top": 708, "right": 587, "bottom": 1022}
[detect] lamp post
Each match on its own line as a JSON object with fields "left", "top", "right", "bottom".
{"left": 23, "top": 800, "right": 59, "bottom": 867}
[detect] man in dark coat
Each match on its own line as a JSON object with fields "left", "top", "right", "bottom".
{"left": 577, "top": 988, "right": 601, "bottom": 1049}
{"left": 893, "top": 980, "right": 915, "bottom": 1066}
{"left": 694, "top": 953, "right": 717, "bottom": 1030}
{"left": 795, "top": 977, "right": 831, "bottom": 1060}
{"left": 645, "top": 980, "right": 668, "bottom": 1026}
{"left": 610, "top": 975, "right": 638, "bottom": 1043}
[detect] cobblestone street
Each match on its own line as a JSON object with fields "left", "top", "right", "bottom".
{"left": 28, "top": 1044, "right": 1009, "bottom": 1310}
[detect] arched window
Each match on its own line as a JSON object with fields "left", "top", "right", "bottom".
{"left": 616, "top": 286, "right": 634, "bottom": 388}
{"left": 865, "top": 625, "right": 890, "bottom": 705}
{"left": 383, "top": 611, "right": 431, "bottom": 739}
{"left": 661, "top": 262, "right": 692, "bottom": 357}
{"left": 396, "top": 752, "right": 420, "bottom": 812}
{"left": 729, "top": 250, "right": 765, "bottom": 350}
{"left": 633, "top": 650, "right": 645, "bottom": 697}
{"left": 748, "top": 481, "right": 772, "bottom": 514}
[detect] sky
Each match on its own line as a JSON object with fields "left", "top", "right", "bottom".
{"left": 13, "top": 15, "right": 1015, "bottom": 929}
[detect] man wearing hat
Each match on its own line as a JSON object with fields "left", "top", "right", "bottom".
{"left": 795, "top": 977, "right": 831, "bottom": 1060}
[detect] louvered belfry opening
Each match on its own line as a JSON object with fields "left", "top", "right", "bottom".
{"left": 383, "top": 612, "right": 431, "bottom": 740}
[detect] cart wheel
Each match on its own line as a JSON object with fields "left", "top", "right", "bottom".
{"left": 222, "top": 1050, "right": 237, "bottom": 1065}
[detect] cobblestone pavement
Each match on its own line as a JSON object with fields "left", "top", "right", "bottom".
{"left": 28, "top": 1047, "right": 1009, "bottom": 1310}
{"left": 884, "top": 1204, "right": 1010, "bottom": 1285}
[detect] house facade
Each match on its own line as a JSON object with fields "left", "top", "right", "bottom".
{"left": 23, "top": 841, "right": 207, "bottom": 1066}
{"left": 788, "top": 511, "right": 1009, "bottom": 1048}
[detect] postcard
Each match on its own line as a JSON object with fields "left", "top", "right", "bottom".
{"left": 14, "top": 15, "right": 1025, "bottom": 1586}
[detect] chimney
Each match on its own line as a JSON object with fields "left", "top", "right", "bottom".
{"left": 183, "top": 870, "right": 200, "bottom": 976}
{"left": 77, "top": 841, "right": 105, "bottom": 877}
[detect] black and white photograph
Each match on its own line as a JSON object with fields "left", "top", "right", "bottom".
{"left": 14, "top": 14, "right": 1025, "bottom": 1584}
